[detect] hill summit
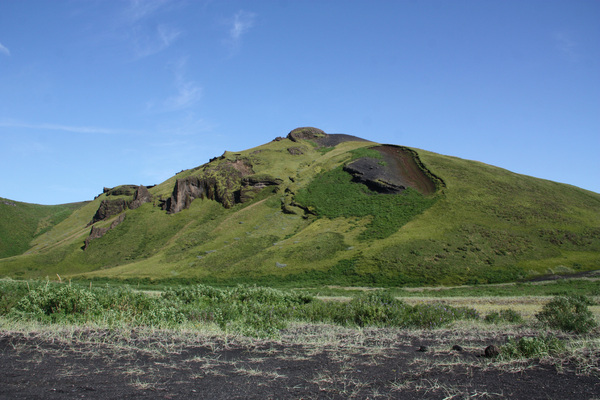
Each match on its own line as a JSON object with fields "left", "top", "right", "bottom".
{"left": 1, "top": 127, "right": 599, "bottom": 286}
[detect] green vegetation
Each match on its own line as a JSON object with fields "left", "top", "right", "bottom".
{"left": 0, "top": 199, "right": 84, "bottom": 258}
{"left": 2, "top": 280, "right": 597, "bottom": 351}
{"left": 1, "top": 132, "right": 599, "bottom": 286}
{"left": 535, "top": 294, "right": 598, "bottom": 334}
{"left": 348, "top": 147, "right": 384, "bottom": 160}
{"left": 2, "top": 281, "right": 482, "bottom": 338}
{"left": 295, "top": 167, "right": 437, "bottom": 240}
{"left": 500, "top": 335, "right": 565, "bottom": 359}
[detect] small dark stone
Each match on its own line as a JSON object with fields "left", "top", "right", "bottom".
{"left": 484, "top": 345, "right": 500, "bottom": 358}
{"left": 417, "top": 346, "right": 428, "bottom": 352}
{"left": 452, "top": 345, "right": 464, "bottom": 352}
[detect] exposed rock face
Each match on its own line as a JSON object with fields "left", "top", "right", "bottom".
{"left": 239, "top": 175, "right": 283, "bottom": 203}
{"left": 286, "top": 127, "right": 369, "bottom": 148}
{"left": 164, "top": 176, "right": 216, "bottom": 214}
{"left": 163, "top": 158, "right": 273, "bottom": 214}
{"left": 287, "top": 127, "right": 326, "bottom": 142}
{"left": 89, "top": 199, "right": 129, "bottom": 225}
{"left": 130, "top": 185, "right": 152, "bottom": 209}
{"left": 343, "top": 145, "right": 441, "bottom": 195}
{"left": 83, "top": 214, "right": 125, "bottom": 250}
{"left": 344, "top": 158, "right": 407, "bottom": 194}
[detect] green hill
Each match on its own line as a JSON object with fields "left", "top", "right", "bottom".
{"left": 1, "top": 127, "right": 599, "bottom": 285}
{"left": 0, "top": 199, "right": 85, "bottom": 259}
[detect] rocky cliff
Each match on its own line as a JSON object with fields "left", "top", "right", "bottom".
{"left": 130, "top": 185, "right": 153, "bottom": 210}
{"left": 163, "top": 157, "right": 284, "bottom": 214}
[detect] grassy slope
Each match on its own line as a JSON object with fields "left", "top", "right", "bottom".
{"left": 0, "top": 199, "right": 85, "bottom": 259}
{"left": 0, "top": 137, "right": 598, "bottom": 285}
{"left": 346, "top": 150, "right": 600, "bottom": 285}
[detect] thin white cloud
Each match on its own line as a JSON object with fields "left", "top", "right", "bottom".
{"left": 227, "top": 10, "right": 256, "bottom": 48}
{"left": 164, "top": 81, "right": 202, "bottom": 110}
{"left": 119, "top": 0, "right": 182, "bottom": 59}
{"left": 0, "top": 119, "right": 137, "bottom": 135}
{"left": 158, "top": 24, "right": 180, "bottom": 47}
{"left": 0, "top": 41, "right": 10, "bottom": 56}
{"left": 125, "top": 0, "right": 168, "bottom": 22}
{"left": 132, "top": 24, "right": 182, "bottom": 58}
{"left": 162, "top": 58, "right": 202, "bottom": 111}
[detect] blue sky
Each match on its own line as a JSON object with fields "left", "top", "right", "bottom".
{"left": 1, "top": 0, "right": 599, "bottom": 205}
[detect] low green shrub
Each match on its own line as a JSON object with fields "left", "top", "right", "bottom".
{"left": 0, "top": 280, "right": 33, "bottom": 316}
{"left": 536, "top": 294, "right": 598, "bottom": 334}
{"left": 9, "top": 284, "right": 100, "bottom": 322}
{"left": 500, "top": 335, "right": 565, "bottom": 359}
{"left": 342, "top": 291, "right": 408, "bottom": 327}
{"left": 162, "top": 284, "right": 226, "bottom": 304}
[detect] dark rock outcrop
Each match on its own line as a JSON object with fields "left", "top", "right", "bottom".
{"left": 130, "top": 185, "right": 152, "bottom": 210}
{"left": 163, "top": 158, "right": 271, "bottom": 214}
{"left": 164, "top": 176, "right": 217, "bottom": 214}
{"left": 287, "top": 127, "right": 326, "bottom": 142}
{"left": 89, "top": 199, "right": 129, "bottom": 225}
{"left": 83, "top": 214, "right": 125, "bottom": 250}
{"left": 343, "top": 145, "right": 441, "bottom": 195}
{"left": 239, "top": 175, "right": 283, "bottom": 203}
{"left": 344, "top": 158, "right": 407, "bottom": 194}
{"left": 287, "top": 127, "right": 370, "bottom": 148}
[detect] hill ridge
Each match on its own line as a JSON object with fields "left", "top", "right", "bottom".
{"left": 1, "top": 128, "right": 598, "bottom": 285}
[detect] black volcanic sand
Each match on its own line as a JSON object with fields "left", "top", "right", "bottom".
{"left": 1, "top": 325, "right": 598, "bottom": 399}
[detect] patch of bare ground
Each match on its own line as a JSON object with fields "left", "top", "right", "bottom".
{"left": 0, "top": 323, "right": 598, "bottom": 399}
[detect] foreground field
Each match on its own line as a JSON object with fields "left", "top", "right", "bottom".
{"left": 1, "top": 322, "right": 599, "bottom": 399}
{"left": 0, "top": 279, "right": 598, "bottom": 399}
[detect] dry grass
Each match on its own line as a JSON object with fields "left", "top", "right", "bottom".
{"left": 401, "top": 296, "right": 600, "bottom": 321}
